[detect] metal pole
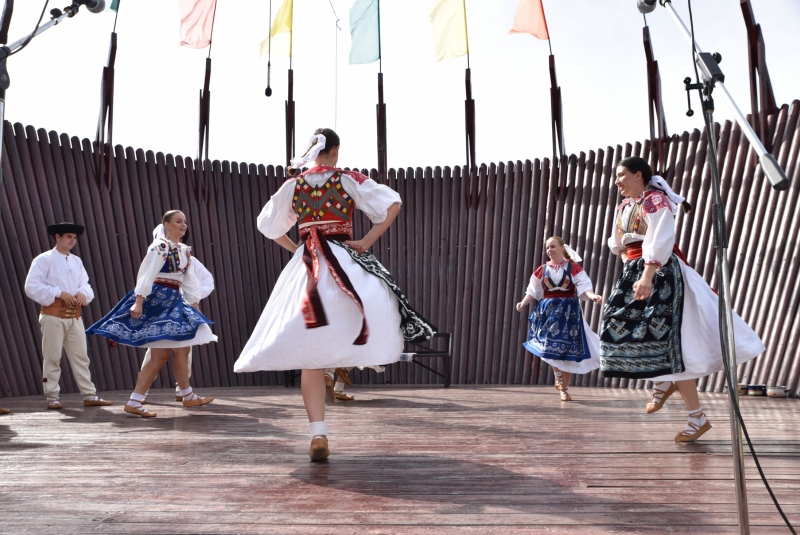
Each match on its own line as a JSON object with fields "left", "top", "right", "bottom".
{"left": 702, "top": 97, "right": 750, "bottom": 534}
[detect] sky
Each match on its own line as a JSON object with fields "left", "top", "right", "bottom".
{"left": 4, "top": 0, "right": 800, "bottom": 172}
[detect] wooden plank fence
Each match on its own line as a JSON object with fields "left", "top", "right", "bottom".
{"left": 1, "top": 100, "right": 799, "bottom": 398}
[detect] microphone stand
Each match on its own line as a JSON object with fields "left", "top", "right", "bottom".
{"left": 0, "top": 2, "right": 95, "bottom": 218}
{"left": 645, "top": 2, "right": 789, "bottom": 534}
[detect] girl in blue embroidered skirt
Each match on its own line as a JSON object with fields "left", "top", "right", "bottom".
{"left": 87, "top": 210, "right": 217, "bottom": 418}
{"left": 517, "top": 237, "right": 603, "bottom": 401}
{"left": 600, "top": 157, "right": 765, "bottom": 441}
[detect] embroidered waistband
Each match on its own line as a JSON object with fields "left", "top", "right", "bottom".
{"left": 543, "top": 289, "right": 577, "bottom": 299}
{"left": 625, "top": 241, "right": 690, "bottom": 265}
{"left": 154, "top": 278, "right": 182, "bottom": 291}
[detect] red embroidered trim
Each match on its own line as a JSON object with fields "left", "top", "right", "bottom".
{"left": 570, "top": 262, "right": 584, "bottom": 276}
{"left": 299, "top": 221, "right": 353, "bottom": 237}
{"left": 641, "top": 190, "right": 671, "bottom": 214}
{"left": 299, "top": 227, "right": 368, "bottom": 345}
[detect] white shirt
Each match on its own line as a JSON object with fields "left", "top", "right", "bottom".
{"left": 25, "top": 248, "right": 94, "bottom": 307}
{"left": 257, "top": 170, "right": 402, "bottom": 240}
{"left": 135, "top": 238, "right": 201, "bottom": 304}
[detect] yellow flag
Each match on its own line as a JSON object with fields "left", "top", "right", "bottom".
{"left": 429, "top": 0, "right": 469, "bottom": 62}
{"left": 259, "top": 0, "right": 293, "bottom": 57}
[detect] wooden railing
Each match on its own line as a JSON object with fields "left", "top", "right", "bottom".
{"left": 1, "top": 100, "right": 798, "bottom": 398}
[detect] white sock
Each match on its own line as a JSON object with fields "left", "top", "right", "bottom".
{"left": 334, "top": 381, "right": 345, "bottom": 393}
{"left": 178, "top": 387, "right": 193, "bottom": 399}
{"left": 686, "top": 408, "right": 707, "bottom": 431}
{"left": 309, "top": 421, "right": 327, "bottom": 438}
{"left": 325, "top": 370, "right": 335, "bottom": 380}
{"left": 127, "top": 392, "right": 146, "bottom": 408}
{"left": 651, "top": 381, "right": 673, "bottom": 403}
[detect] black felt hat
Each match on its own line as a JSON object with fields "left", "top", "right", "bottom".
{"left": 47, "top": 222, "right": 84, "bottom": 237}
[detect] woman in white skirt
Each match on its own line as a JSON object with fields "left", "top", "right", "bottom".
{"left": 600, "top": 157, "right": 765, "bottom": 441}
{"left": 234, "top": 128, "right": 434, "bottom": 461}
{"left": 517, "top": 237, "right": 603, "bottom": 401}
{"left": 87, "top": 210, "right": 217, "bottom": 417}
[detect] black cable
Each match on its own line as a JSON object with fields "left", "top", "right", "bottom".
{"left": 8, "top": 0, "right": 49, "bottom": 56}
{"left": 686, "top": 1, "right": 796, "bottom": 532}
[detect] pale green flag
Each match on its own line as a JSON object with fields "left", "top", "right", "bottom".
{"left": 349, "top": 0, "right": 380, "bottom": 65}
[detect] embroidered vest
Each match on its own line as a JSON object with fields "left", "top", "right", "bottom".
{"left": 542, "top": 262, "right": 577, "bottom": 297}
{"left": 292, "top": 171, "right": 354, "bottom": 238}
{"left": 154, "top": 240, "right": 188, "bottom": 274}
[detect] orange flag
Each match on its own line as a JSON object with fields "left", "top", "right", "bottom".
{"left": 509, "top": 0, "right": 549, "bottom": 40}
{"left": 179, "top": 0, "right": 217, "bottom": 49}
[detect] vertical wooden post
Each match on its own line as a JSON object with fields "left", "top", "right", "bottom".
{"left": 465, "top": 67, "right": 477, "bottom": 205}
{"left": 548, "top": 54, "right": 565, "bottom": 163}
{"left": 740, "top": 0, "right": 777, "bottom": 152}
{"left": 376, "top": 72, "right": 387, "bottom": 182}
{"left": 643, "top": 25, "right": 668, "bottom": 172}
{"left": 95, "top": 32, "right": 117, "bottom": 190}
{"left": 285, "top": 68, "right": 295, "bottom": 168}
{"left": 196, "top": 57, "right": 212, "bottom": 201}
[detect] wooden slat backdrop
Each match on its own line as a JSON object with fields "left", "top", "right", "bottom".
{"left": 1, "top": 100, "right": 799, "bottom": 398}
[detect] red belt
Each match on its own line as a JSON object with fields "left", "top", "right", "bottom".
{"left": 625, "top": 242, "right": 690, "bottom": 265}
{"left": 543, "top": 290, "right": 576, "bottom": 298}
{"left": 154, "top": 278, "right": 181, "bottom": 291}
{"left": 299, "top": 227, "right": 368, "bottom": 345}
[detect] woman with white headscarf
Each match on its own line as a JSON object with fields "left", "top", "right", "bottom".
{"left": 87, "top": 210, "right": 217, "bottom": 417}
{"left": 516, "top": 236, "right": 603, "bottom": 402}
{"left": 600, "top": 156, "right": 765, "bottom": 442}
{"left": 234, "top": 128, "right": 435, "bottom": 462}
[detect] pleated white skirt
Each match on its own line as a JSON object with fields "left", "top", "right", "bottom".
{"left": 234, "top": 244, "right": 404, "bottom": 372}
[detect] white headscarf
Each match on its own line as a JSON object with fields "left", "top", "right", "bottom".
{"left": 152, "top": 224, "right": 166, "bottom": 240}
{"left": 649, "top": 175, "right": 685, "bottom": 210}
{"left": 290, "top": 134, "right": 327, "bottom": 168}
{"left": 563, "top": 243, "right": 582, "bottom": 263}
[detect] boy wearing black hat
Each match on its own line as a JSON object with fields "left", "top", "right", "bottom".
{"left": 24, "top": 223, "right": 112, "bottom": 410}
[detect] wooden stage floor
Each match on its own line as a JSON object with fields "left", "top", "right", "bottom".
{"left": 0, "top": 385, "right": 798, "bottom": 534}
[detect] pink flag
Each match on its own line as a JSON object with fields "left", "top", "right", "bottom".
{"left": 509, "top": 0, "right": 549, "bottom": 40}
{"left": 179, "top": 0, "right": 217, "bottom": 49}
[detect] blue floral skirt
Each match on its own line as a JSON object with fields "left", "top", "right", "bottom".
{"left": 86, "top": 285, "right": 215, "bottom": 348}
{"left": 523, "top": 297, "right": 591, "bottom": 362}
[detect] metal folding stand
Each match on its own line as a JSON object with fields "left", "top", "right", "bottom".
{"left": 0, "top": 0, "right": 105, "bottom": 218}
{"left": 637, "top": 1, "right": 789, "bottom": 533}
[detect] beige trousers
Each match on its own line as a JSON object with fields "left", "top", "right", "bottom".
{"left": 39, "top": 315, "right": 97, "bottom": 400}
{"left": 141, "top": 348, "right": 193, "bottom": 392}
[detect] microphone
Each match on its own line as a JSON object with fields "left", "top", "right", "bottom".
{"left": 78, "top": 0, "right": 107, "bottom": 14}
{"left": 637, "top": 0, "right": 657, "bottom": 14}
{"left": 265, "top": 60, "right": 272, "bottom": 97}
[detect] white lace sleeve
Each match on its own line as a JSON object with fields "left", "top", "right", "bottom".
{"left": 257, "top": 179, "right": 299, "bottom": 239}
{"left": 341, "top": 174, "right": 402, "bottom": 224}
{"left": 642, "top": 208, "right": 676, "bottom": 267}
{"left": 526, "top": 273, "right": 544, "bottom": 300}
{"left": 24, "top": 253, "right": 60, "bottom": 306}
{"left": 134, "top": 240, "right": 169, "bottom": 299}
